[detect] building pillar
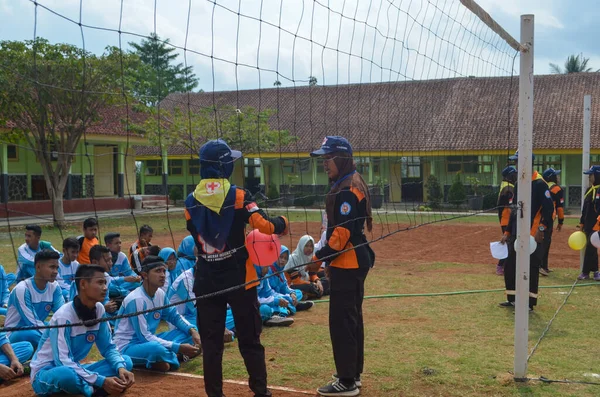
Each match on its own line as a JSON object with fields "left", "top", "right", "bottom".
{"left": 140, "top": 161, "right": 146, "bottom": 195}
{"left": 0, "top": 143, "right": 8, "bottom": 203}
{"left": 561, "top": 154, "right": 568, "bottom": 205}
{"left": 161, "top": 148, "right": 168, "bottom": 196}
{"left": 25, "top": 148, "right": 32, "bottom": 199}
{"left": 66, "top": 165, "right": 73, "bottom": 200}
{"left": 80, "top": 143, "right": 86, "bottom": 197}
{"left": 117, "top": 143, "right": 125, "bottom": 198}
{"left": 183, "top": 159, "right": 189, "bottom": 197}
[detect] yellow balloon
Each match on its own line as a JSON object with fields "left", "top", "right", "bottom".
{"left": 568, "top": 231, "right": 587, "bottom": 251}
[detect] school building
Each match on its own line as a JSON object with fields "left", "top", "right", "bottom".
{"left": 0, "top": 105, "right": 147, "bottom": 216}
{"left": 135, "top": 73, "right": 600, "bottom": 209}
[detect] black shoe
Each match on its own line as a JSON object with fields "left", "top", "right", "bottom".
{"left": 295, "top": 301, "right": 315, "bottom": 311}
{"left": 317, "top": 379, "right": 359, "bottom": 396}
{"left": 332, "top": 374, "right": 361, "bottom": 388}
{"left": 499, "top": 301, "right": 514, "bottom": 307}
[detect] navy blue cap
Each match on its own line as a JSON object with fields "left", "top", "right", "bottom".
{"left": 310, "top": 136, "right": 353, "bottom": 157}
{"left": 508, "top": 150, "right": 535, "bottom": 161}
{"left": 501, "top": 166, "right": 517, "bottom": 178}
{"left": 542, "top": 168, "right": 561, "bottom": 180}
{"left": 583, "top": 165, "right": 600, "bottom": 175}
{"left": 199, "top": 139, "right": 242, "bottom": 163}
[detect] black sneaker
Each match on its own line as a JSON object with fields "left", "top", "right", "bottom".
{"left": 317, "top": 379, "right": 359, "bottom": 396}
{"left": 296, "top": 301, "right": 315, "bottom": 311}
{"left": 499, "top": 301, "right": 514, "bottom": 308}
{"left": 332, "top": 374, "right": 361, "bottom": 388}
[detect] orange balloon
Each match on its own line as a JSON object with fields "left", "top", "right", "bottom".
{"left": 246, "top": 230, "right": 282, "bottom": 266}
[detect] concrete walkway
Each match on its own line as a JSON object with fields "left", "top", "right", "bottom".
{"left": 0, "top": 207, "right": 184, "bottom": 228}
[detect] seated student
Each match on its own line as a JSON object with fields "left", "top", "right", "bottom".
{"left": 284, "top": 235, "right": 323, "bottom": 300}
{"left": 30, "top": 265, "right": 135, "bottom": 397}
{"left": 76, "top": 218, "right": 99, "bottom": 265}
{"left": 0, "top": 265, "right": 11, "bottom": 316}
{"left": 86, "top": 245, "right": 121, "bottom": 315}
{"left": 5, "top": 249, "right": 65, "bottom": 349}
{"left": 167, "top": 267, "right": 235, "bottom": 343}
{"left": 269, "top": 246, "right": 314, "bottom": 312}
{"left": 176, "top": 236, "right": 197, "bottom": 271}
{"left": 159, "top": 247, "right": 182, "bottom": 293}
{"left": 104, "top": 232, "right": 141, "bottom": 296}
{"left": 254, "top": 264, "right": 294, "bottom": 327}
{"left": 56, "top": 237, "right": 80, "bottom": 301}
{"left": 17, "top": 225, "right": 59, "bottom": 282}
{"left": 113, "top": 256, "right": 201, "bottom": 371}
{"left": 0, "top": 332, "right": 33, "bottom": 384}
{"left": 129, "top": 224, "right": 154, "bottom": 274}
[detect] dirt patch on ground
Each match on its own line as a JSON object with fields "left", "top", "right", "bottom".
{"left": 0, "top": 370, "right": 313, "bottom": 397}
{"left": 153, "top": 221, "right": 581, "bottom": 270}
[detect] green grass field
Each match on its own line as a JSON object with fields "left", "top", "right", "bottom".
{"left": 1, "top": 213, "right": 598, "bottom": 396}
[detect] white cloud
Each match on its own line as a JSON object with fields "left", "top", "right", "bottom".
{"left": 6, "top": 0, "right": 521, "bottom": 90}
{"left": 477, "top": 0, "right": 565, "bottom": 29}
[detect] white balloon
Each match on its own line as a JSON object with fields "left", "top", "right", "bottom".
{"left": 512, "top": 235, "right": 537, "bottom": 254}
{"left": 529, "top": 235, "right": 537, "bottom": 254}
{"left": 591, "top": 231, "right": 600, "bottom": 249}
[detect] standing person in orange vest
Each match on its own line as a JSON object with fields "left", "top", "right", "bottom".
{"left": 308, "top": 136, "right": 375, "bottom": 397}
{"left": 496, "top": 166, "right": 517, "bottom": 276}
{"left": 184, "top": 139, "right": 288, "bottom": 397}
{"left": 540, "top": 168, "right": 564, "bottom": 276}
{"left": 578, "top": 166, "right": 600, "bottom": 281}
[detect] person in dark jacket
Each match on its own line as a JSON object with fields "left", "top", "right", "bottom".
{"left": 308, "top": 136, "right": 375, "bottom": 397}
{"left": 577, "top": 165, "right": 600, "bottom": 281}
{"left": 184, "top": 139, "right": 288, "bottom": 397}
{"left": 500, "top": 152, "right": 554, "bottom": 311}
{"left": 540, "top": 168, "right": 564, "bottom": 276}
{"left": 496, "top": 166, "right": 517, "bottom": 276}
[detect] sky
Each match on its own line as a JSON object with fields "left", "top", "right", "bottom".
{"left": 0, "top": 0, "right": 598, "bottom": 92}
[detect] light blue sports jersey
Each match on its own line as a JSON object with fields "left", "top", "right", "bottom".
{"left": 0, "top": 264, "right": 10, "bottom": 307}
{"left": 4, "top": 278, "right": 65, "bottom": 337}
{"left": 16, "top": 242, "right": 60, "bottom": 281}
{"left": 57, "top": 259, "right": 80, "bottom": 297}
{"left": 113, "top": 285, "right": 194, "bottom": 353}
{"left": 110, "top": 252, "right": 136, "bottom": 280}
{"left": 166, "top": 268, "right": 196, "bottom": 330}
{"left": 0, "top": 331, "right": 8, "bottom": 348}
{"left": 30, "top": 301, "right": 127, "bottom": 387}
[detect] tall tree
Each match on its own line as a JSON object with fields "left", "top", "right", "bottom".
{"left": 129, "top": 33, "right": 199, "bottom": 106}
{"left": 134, "top": 105, "right": 296, "bottom": 154}
{"left": 0, "top": 39, "right": 136, "bottom": 226}
{"left": 549, "top": 54, "right": 597, "bottom": 74}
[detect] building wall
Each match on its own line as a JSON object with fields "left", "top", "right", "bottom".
{"left": 138, "top": 153, "right": 596, "bottom": 207}
{"left": 2, "top": 140, "right": 134, "bottom": 201}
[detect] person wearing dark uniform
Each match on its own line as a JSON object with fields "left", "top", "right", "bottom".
{"left": 308, "top": 136, "right": 375, "bottom": 397}
{"left": 500, "top": 152, "right": 554, "bottom": 311}
{"left": 496, "top": 166, "right": 517, "bottom": 276}
{"left": 578, "top": 165, "right": 600, "bottom": 281}
{"left": 540, "top": 168, "right": 564, "bottom": 276}
{"left": 184, "top": 139, "right": 288, "bottom": 397}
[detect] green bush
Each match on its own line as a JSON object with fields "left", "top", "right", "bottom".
{"left": 426, "top": 175, "right": 443, "bottom": 209}
{"left": 267, "top": 182, "right": 280, "bottom": 200}
{"left": 482, "top": 185, "right": 500, "bottom": 210}
{"left": 448, "top": 173, "right": 466, "bottom": 208}
{"left": 294, "top": 195, "right": 316, "bottom": 207}
{"left": 169, "top": 185, "right": 183, "bottom": 204}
